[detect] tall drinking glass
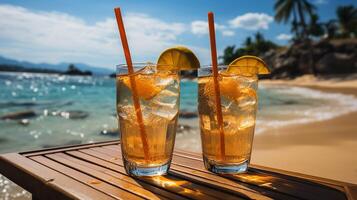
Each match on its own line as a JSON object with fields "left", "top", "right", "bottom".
{"left": 198, "top": 66, "right": 258, "bottom": 174}
{"left": 116, "top": 63, "right": 180, "bottom": 176}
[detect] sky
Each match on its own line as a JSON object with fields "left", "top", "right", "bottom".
{"left": 0, "top": 0, "right": 356, "bottom": 69}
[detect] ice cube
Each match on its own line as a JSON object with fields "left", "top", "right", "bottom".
{"left": 223, "top": 115, "right": 237, "bottom": 130}
{"left": 239, "top": 76, "right": 258, "bottom": 90}
{"left": 140, "top": 63, "right": 156, "bottom": 74}
{"left": 237, "top": 95, "right": 256, "bottom": 108}
{"left": 117, "top": 104, "right": 155, "bottom": 125}
{"left": 150, "top": 88, "right": 179, "bottom": 120}
{"left": 238, "top": 116, "right": 255, "bottom": 130}
{"left": 221, "top": 96, "right": 234, "bottom": 113}
{"left": 117, "top": 105, "right": 134, "bottom": 120}
{"left": 237, "top": 88, "right": 257, "bottom": 108}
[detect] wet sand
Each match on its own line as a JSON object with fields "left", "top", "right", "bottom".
{"left": 251, "top": 78, "right": 357, "bottom": 184}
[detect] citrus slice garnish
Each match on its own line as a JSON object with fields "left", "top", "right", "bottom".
{"left": 119, "top": 74, "right": 162, "bottom": 100}
{"left": 203, "top": 77, "right": 240, "bottom": 100}
{"left": 157, "top": 46, "right": 200, "bottom": 70}
{"left": 202, "top": 76, "right": 257, "bottom": 101}
{"left": 227, "top": 55, "right": 270, "bottom": 75}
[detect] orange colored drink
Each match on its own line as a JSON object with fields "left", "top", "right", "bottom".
{"left": 198, "top": 66, "right": 258, "bottom": 173}
{"left": 116, "top": 64, "right": 180, "bottom": 176}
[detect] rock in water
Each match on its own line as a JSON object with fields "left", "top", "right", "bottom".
{"left": 18, "top": 119, "right": 30, "bottom": 126}
{"left": 59, "top": 110, "right": 89, "bottom": 119}
{"left": 177, "top": 124, "right": 192, "bottom": 133}
{"left": 0, "top": 110, "right": 37, "bottom": 120}
{"left": 179, "top": 111, "right": 198, "bottom": 118}
{"left": 0, "top": 137, "right": 8, "bottom": 144}
{"left": 100, "top": 128, "right": 119, "bottom": 136}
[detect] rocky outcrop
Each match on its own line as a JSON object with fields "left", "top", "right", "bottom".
{"left": 262, "top": 39, "right": 357, "bottom": 78}
{"left": 316, "top": 53, "right": 356, "bottom": 74}
{"left": 176, "top": 124, "right": 192, "bottom": 133}
{"left": 51, "top": 110, "right": 89, "bottom": 119}
{"left": 0, "top": 110, "right": 37, "bottom": 120}
{"left": 179, "top": 111, "right": 198, "bottom": 118}
{"left": 100, "top": 128, "right": 119, "bottom": 136}
{"left": 62, "top": 64, "right": 92, "bottom": 76}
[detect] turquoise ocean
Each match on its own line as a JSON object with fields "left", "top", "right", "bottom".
{"left": 1, "top": 72, "right": 357, "bottom": 153}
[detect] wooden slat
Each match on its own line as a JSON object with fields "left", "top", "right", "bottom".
{"left": 0, "top": 153, "right": 115, "bottom": 200}
{"left": 90, "top": 146, "right": 290, "bottom": 200}
{"left": 78, "top": 148, "right": 242, "bottom": 200}
{"left": 44, "top": 153, "right": 148, "bottom": 200}
{"left": 66, "top": 150, "right": 186, "bottom": 200}
{"left": 173, "top": 150, "right": 347, "bottom": 200}
{"left": 22, "top": 140, "right": 120, "bottom": 157}
{"left": 30, "top": 155, "right": 149, "bottom": 200}
{"left": 78, "top": 148, "right": 269, "bottom": 199}
{"left": 175, "top": 147, "right": 351, "bottom": 190}
{"left": 103, "top": 145, "right": 347, "bottom": 200}
{"left": 250, "top": 164, "right": 352, "bottom": 190}
{"left": 1, "top": 141, "right": 354, "bottom": 200}
{"left": 100, "top": 146, "right": 290, "bottom": 199}
{"left": 54, "top": 152, "right": 171, "bottom": 200}
{"left": 101, "top": 146, "right": 300, "bottom": 200}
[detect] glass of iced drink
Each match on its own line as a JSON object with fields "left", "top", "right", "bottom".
{"left": 116, "top": 63, "right": 180, "bottom": 176}
{"left": 113, "top": 5, "right": 200, "bottom": 177}
{"left": 198, "top": 56, "right": 269, "bottom": 174}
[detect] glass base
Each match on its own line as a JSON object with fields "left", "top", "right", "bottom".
{"left": 123, "top": 158, "right": 170, "bottom": 177}
{"left": 203, "top": 156, "right": 249, "bottom": 174}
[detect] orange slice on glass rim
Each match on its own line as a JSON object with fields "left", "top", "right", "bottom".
{"left": 227, "top": 55, "right": 270, "bottom": 76}
{"left": 157, "top": 46, "right": 200, "bottom": 71}
{"left": 121, "top": 46, "right": 200, "bottom": 100}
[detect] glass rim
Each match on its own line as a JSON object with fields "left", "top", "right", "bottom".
{"left": 198, "top": 65, "right": 258, "bottom": 77}
{"left": 199, "top": 65, "right": 229, "bottom": 69}
{"left": 116, "top": 62, "right": 176, "bottom": 69}
{"left": 199, "top": 65, "right": 260, "bottom": 68}
{"left": 116, "top": 63, "right": 179, "bottom": 75}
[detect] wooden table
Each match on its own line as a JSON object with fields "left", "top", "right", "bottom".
{"left": 0, "top": 140, "right": 356, "bottom": 200}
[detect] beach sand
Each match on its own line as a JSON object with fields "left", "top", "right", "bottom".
{"left": 176, "top": 75, "right": 357, "bottom": 184}
{"left": 251, "top": 75, "right": 357, "bottom": 184}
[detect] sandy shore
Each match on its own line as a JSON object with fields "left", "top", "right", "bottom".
{"left": 252, "top": 75, "right": 357, "bottom": 184}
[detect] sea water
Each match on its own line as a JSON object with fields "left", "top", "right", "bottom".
{"left": 1, "top": 72, "right": 357, "bottom": 153}
{"left": 1, "top": 72, "right": 357, "bottom": 154}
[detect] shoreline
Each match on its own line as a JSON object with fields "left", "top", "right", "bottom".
{"left": 176, "top": 78, "right": 357, "bottom": 184}
{"left": 251, "top": 79, "right": 357, "bottom": 184}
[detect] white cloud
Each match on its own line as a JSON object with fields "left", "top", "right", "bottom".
{"left": 229, "top": 13, "right": 273, "bottom": 30}
{"left": 191, "top": 20, "right": 235, "bottom": 36}
{"left": 222, "top": 30, "right": 235, "bottom": 36}
{"left": 191, "top": 21, "right": 208, "bottom": 35}
{"left": 276, "top": 33, "right": 292, "bottom": 41}
{"left": 0, "top": 4, "right": 187, "bottom": 68}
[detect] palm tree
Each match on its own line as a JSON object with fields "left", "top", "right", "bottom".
{"left": 324, "top": 19, "right": 338, "bottom": 39}
{"left": 254, "top": 32, "right": 264, "bottom": 44}
{"left": 244, "top": 37, "right": 252, "bottom": 47}
{"left": 220, "top": 46, "right": 236, "bottom": 65}
{"left": 307, "top": 14, "right": 324, "bottom": 38}
{"left": 274, "top": 0, "right": 316, "bottom": 40}
{"left": 336, "top": 5, "right": 357, "bottom": 37}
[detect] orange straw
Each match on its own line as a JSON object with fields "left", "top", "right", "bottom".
{"left": 208, "top": 12, "right": 225, "bottom": 160}
{"left": 114, "top": 8, "right": 149, "bottom": 161}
